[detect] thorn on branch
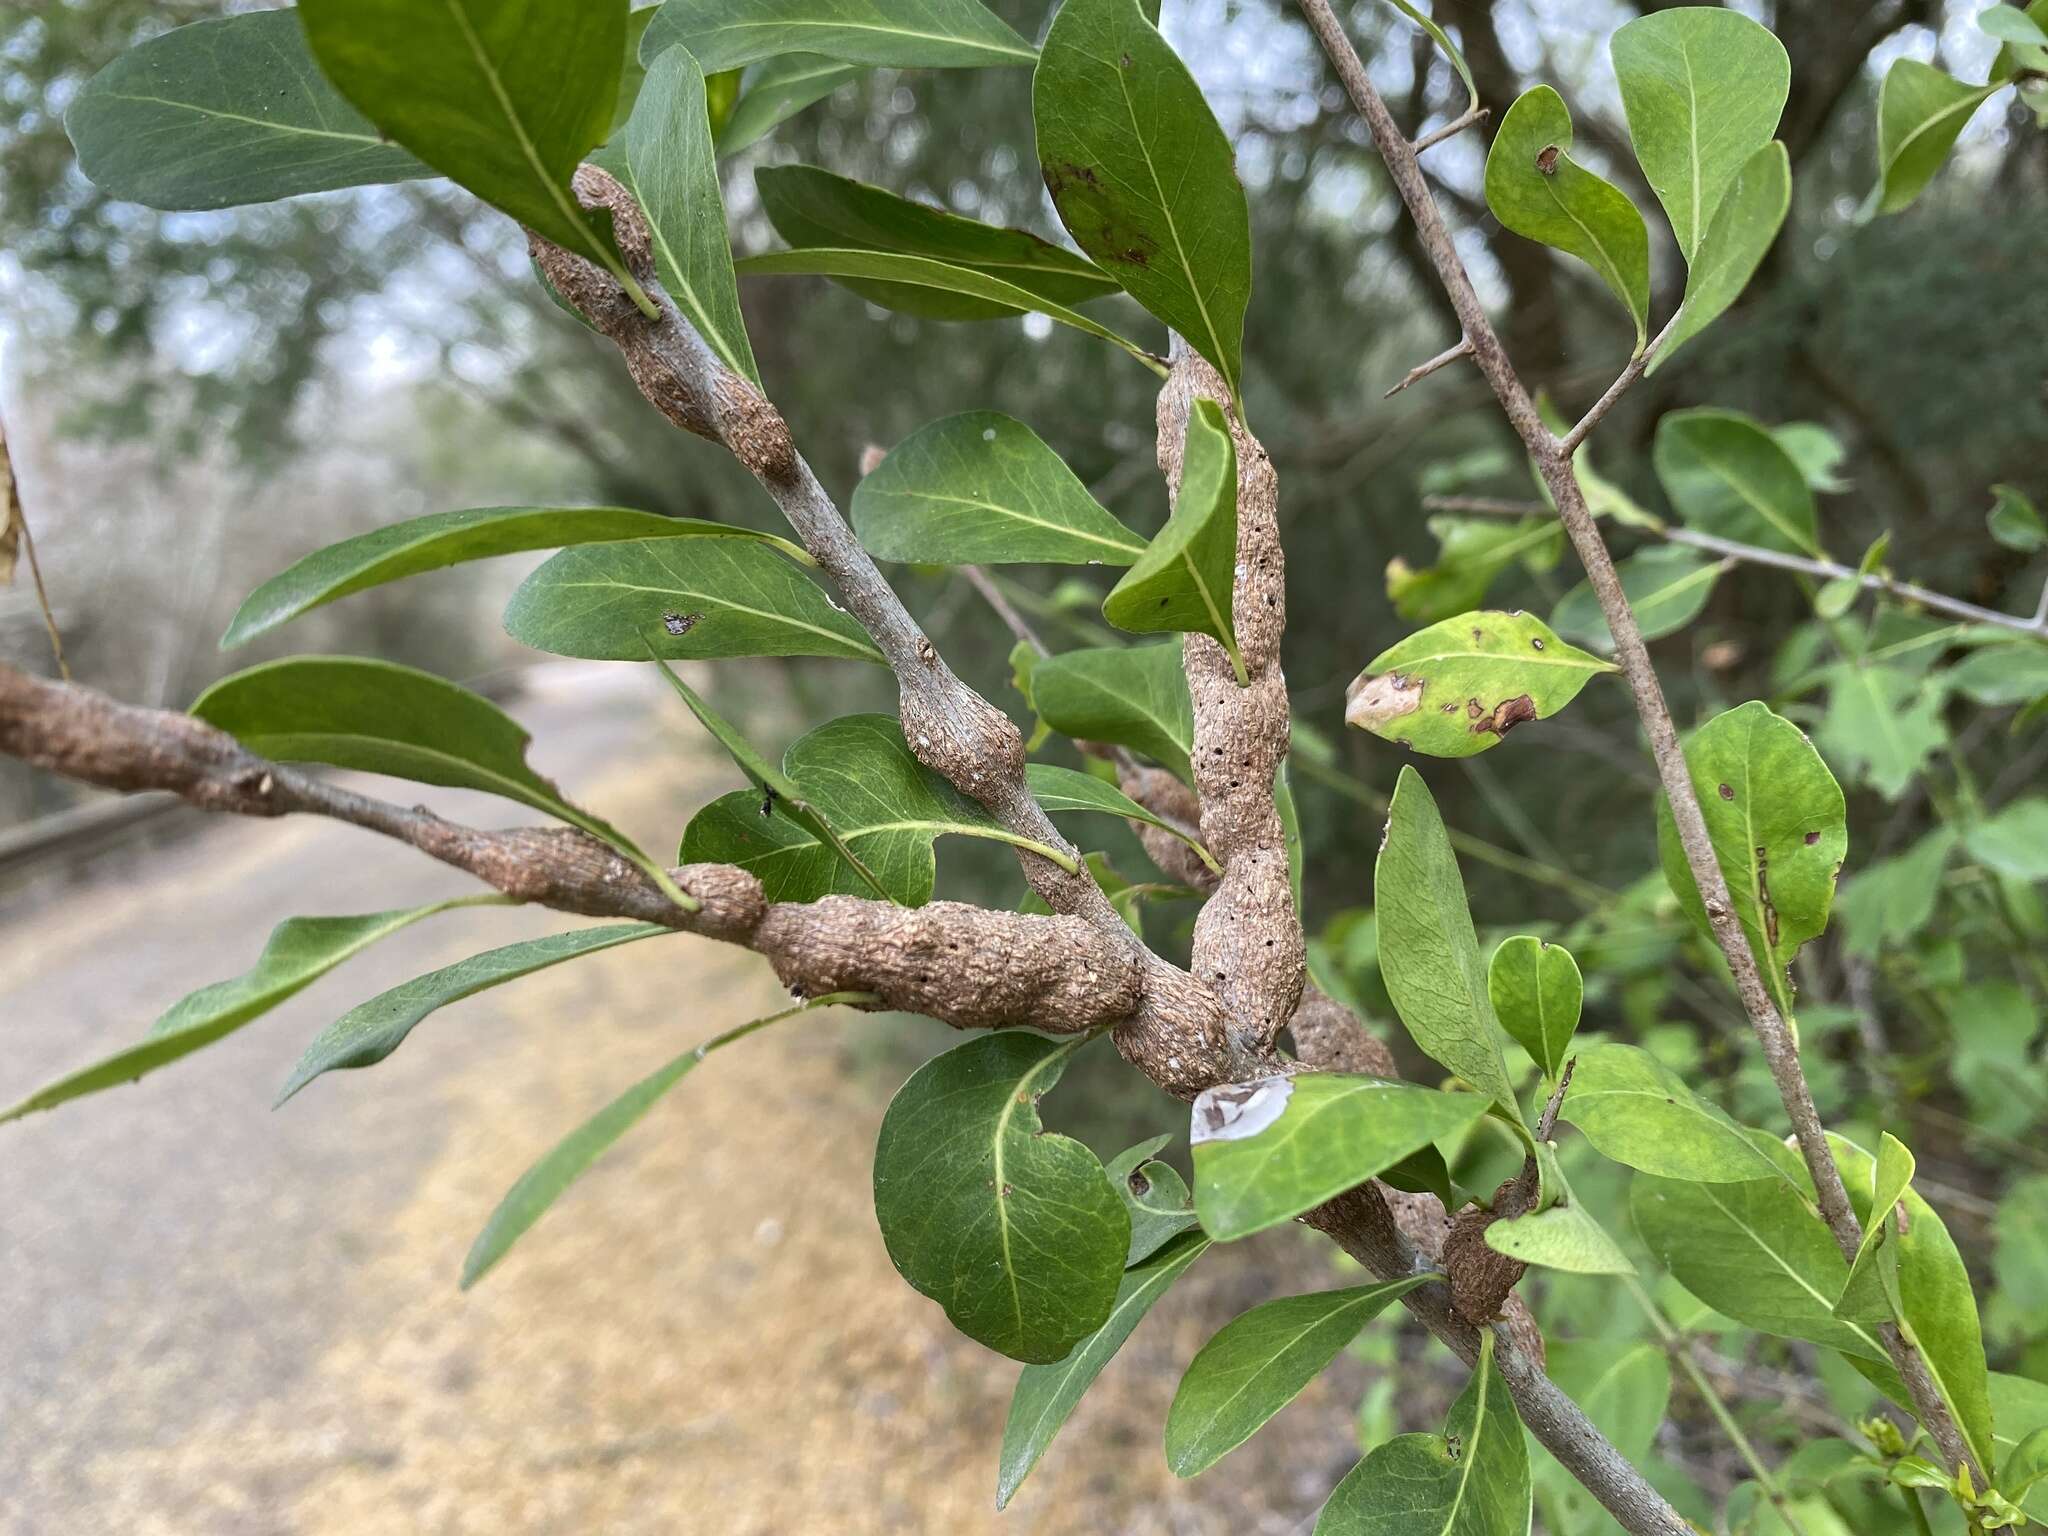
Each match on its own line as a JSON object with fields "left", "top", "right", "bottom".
{"left": 1384, "top": 336, "right": 1475, "bottom": 398}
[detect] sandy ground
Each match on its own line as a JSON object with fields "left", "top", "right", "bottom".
{"left": 0, "top": 663, "right": 1384, "bottom": 1536}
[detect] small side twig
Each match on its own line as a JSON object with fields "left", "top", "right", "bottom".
{"left": 1412, "top": 103, "right": 1488, "bottom": 154}
{"left": 1384, "top": 335, "right": 1474, "bottom": 398}
{"left": 1557, "top": 315, "right": 1679, "bottom": 457}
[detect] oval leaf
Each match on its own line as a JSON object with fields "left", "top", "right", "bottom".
{"left": 719, "top": 56, "right": 867, "bottom": 153}
{"left": 1486, "top": 935, "right": 1581, "bottom": 1081}
{"left": 640, "top": 0, "right": 1036, "bottom": 73}
{"left": 1869, "top": 60, "right": 1998, "bottom": 217}
{"left": 1032, "top": 641, "right": 1195, "bottom": 782}
{"left": 1025, "top": 762, "right": 1219, "bottom": 874}
{"left": 1654, "top": 406, "right": 1821, "bottom": 556}
{"left": 1652, "top": 141, "right": 1791, "bottom": 374}
{"left": 1563, "top": 1043, "right": 1789, "bottom": 1183}
{"left": 1550, "top": 544, "right": 1724, "bottom": 654}
{"left": 1485, "top": 1200, "right": 1634, "bottom": 1276}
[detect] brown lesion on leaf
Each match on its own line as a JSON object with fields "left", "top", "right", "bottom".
{"left": 1344, "top": 669, "right": 1424, "bottom": 732}
{"left": 1469, "top": 693, "right": 1538, "bottom": 738}
{"left": 1536, "top": 144, "right": 1561, "bottom": 175}
{"left": 1042, "top": 161, "right": 1159, "bottom": 269}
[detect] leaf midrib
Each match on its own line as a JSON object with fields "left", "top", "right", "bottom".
{"left": 98, "top": 91, "right": 393, "bottom": 147}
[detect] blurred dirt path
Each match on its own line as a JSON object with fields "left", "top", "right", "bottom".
{"left": 0, "top": 664, "right": 1365, "bottom": 1536}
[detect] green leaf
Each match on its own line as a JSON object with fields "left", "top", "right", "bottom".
{"left": 1988, "top": 484, "right": 2048, "bottom": 552}
{"left": 1103, "top": 1137, "right": 1201, "bottom": 1265}
{"left": 1025, "top": 763, "right": 1219, "bottom": 875}
{"left": 756, "top": 165, "right": 1116, "bottom": 319}
{"left": 873, "top": 1032, "right": 1129, "bottom": 1362}
{"left": 1652, "top": 141, "right": 1792, "bottom": 374}
{"left": 682, "top": 714, "right": 1072, "bottom": 905}
{"left": 1373, "top": 0, "right": 1476, "bottom": 116}
{"left": 1993, "top": 1373, "right": 2048, "bottom": 1519}
{"left": 1835, "top": 827, "right": 1957, "bottom": 960}
{"left": 1190, "top": 1072, "right": 1491, "bottom": 1241}
{"left": 1373, "top": 767, "right": 1525, "bottom": 1123}
{"left": 1486, "top": 935, "right": 1581, "bottom": 1081}
{"left": 299, "top": 0, "right": 651, "bottom": 314}
{"left": 1314, "top": 1333, "right": 1530, "bottom": 1536}
{"left": 718, "top": 56, "right": 866, "bottom": 153}
{"left": 1033, "top": 0, "right": 1252, "bottom": 395}
{"left": 603, "top": 46, "right": 759, "bottom": 382}
{"left": 1483, "top": 86, "right": 1651, "bottom": 349}
{"left": 1869, "top": 60, "right": 1999, "bottom": 217}
{"left": 996, "top": 1230, "right": 1208, "bottom": 1509}
{"left": 851, "top": 412, "right": 1143, "bottom": 565}
{"left": 1610, "top": 8, "right": 1789, "bottom": 265}
{"left": 1837, "top": 1131, "right": 1915, "bottom": 1310}
{"left": 1775, "top": 422, "right": 1854, "bottom": 494}
{"left": 1165, "top": 1277, "right": 1431, "bottom": 1477}
{"left": 1563, "top": 1042, "right": 1788, "bottom": 1183}
{"left": 1533, "top": 1340, "right": 1673, "bottom": 1532}
{"left": 1984, "top": 2, "right": 2048, "bottom": 45}
{"left": 735, "top": 248, "right": 1164, "bottom": 372}
{"left": 1962, "top": 796, "right": 2048, "bottom": 880}
{"left": 463, "top": 991, "right": 865, "bottom": 1287}
{"left": 1654, "top": 700, "right": 1847, "bottom": 1022}
{"left": 1344, "top": 610, "right": 1615, "bottom": 758}
{"left": 1103, "top": 399, "right": 1243, "bottom": 677}
{"left": 64, "top": 10, "right": 432, "bottom": 211}
{"left": 1032, "top": 641, "right": 1195, "bottom": 782}
{"left": 224, "top": 506, "right": 808, "bottom": 649}
{"left": 1950, "top": 641, "right": 2048, "bottom": 706}
{"left": 0, "top": 898, "right": 495, "bottom": 1124}
{"left": 1654, "top": 408, "right": 1822, "bottom": 556}
{"left": 1815, "top": 663, "right": 1945, "bottom": 802}
{"left": 503, "top": 538, "right": 883, "bottom": 664}
{"left": 1387, "top": 515, "right": 1563, "bottom": 625}
{"left": 1814, "top": 576, "right": 1859, "bottom": 621}
{"left": 1550, "top": 545, "right": 1724, "bottom": 654}
{"left": 276, "top": 923, "right": 665, "bottom": 1106}
{"left": 1485, "top": 1198, "right": 1635, "bottom": 1276}
{"left": 639, "top": 0, "right": 1035, "bottom": 73}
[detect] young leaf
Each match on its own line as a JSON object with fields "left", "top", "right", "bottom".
{"left": 1610, "top": 8, "right": 1789, "bottom": 265}
{"left": 1484, "top": 1198, "right": 1635, "bottom": 1276}
{"left": 1815, "top": 663, "right": 1945, "bottom": 802}
{"left": 503, "top": 538, "right": 884, "bottom": 664}
{"left": 1344, "top": 610, "right": 1615, "bottom": 758}
{"left": 996, "top": 1230, "right": 1209, "bottom": 1509}
{"left": 1025, "top": 763, "right": 1220, "bottom": 875}
{"left": 1102, "top": 400, "right": 1244, "bottom": 678}
{"left": 1483, "top": 86, "right": 1651, "bottom": 350}
{"left": 1562, "top": 1043, "right": 1789, "bottom": 1183}
{"left": 604, "top": 46, "right": 759, "bottom": 383}
{"left": 1033, "top": 0, "right": 1253, "bottom": 396}
{"left": 682, "top": 714, "right": 1073, "bottom": 905}
{"left": 64, "top": 10, "right": 432, "bottom": 211}
{"left": 1652, "top": 141, "right": 1792, "bottom": 374}
{"left": 639, "top": 0, "right": 1036, "bottom": 73}
{"left": 735, "top": 249, "right": 1165, "bottom": 373}
{"left": 1550, "top": 545, "right": 1724, "bottom": 654}
{"left": 1654, "top": 408, "right": 1822, "bottom": 556}
{"left": 276, "top": 923, "right": 666, "bottom": 1105}
{"left": 756, "top": 165, "right": 1117, "bottom": 318}
{"left": 1988, "top": 484, "right": 2047, "bottom": 552}
{"left": 1961, "top": 796, "right": 2048, "bottom": 880}
{"left": 462, "top": 991, "right": 868, "bottom": 1288}
{"left": 718, "top": 56, "right": 867, "bottom": 154}
{"left": 1868, "top": 60, "right": 1999, "bottom": 217}
{"left": 299, "top": 0, "right": 654, "bottom": 314}
{"left": 1189, "top": 1072, "right": 1490, "bottom": 1241}
{"left": 224, "top": 506, "right": 808, "bottom": 649}
{"left": 1388, "top": 515, "right": 1564, "bottom": 624}
{"left": 1373, "top": 767, "right": 1525, "bottom": 1125}
{"left": 0, "top": 898, "right": 497, "bottom": 1123}
{"left": 1837, "top": 1131, "right": 1916, "bottom": 1308}
{"left": 1372, "top": 0, "right": 1477, "bottom": 117}
{"left": 1486, "top": 936, "right": 1581, "bottom": 1081}
{"left": 1314, "top": 1334, "right": 1530, "bottom": 1536}
{"left": 1031, "top": 641, "right": 1195, "bottom": 782}
{"left": 1774, "top": 421, "right": 1854, "bottom": 494}
{"left": 851, "top": 413, "right": 1144, "bottom": 566}
{"left": 1950, "top": 640, "right": 2048, "bottom": 707}
{"left": 1654, "top": 700, "right": 1848, "bottom": 1023}
{"left": 1165, "top": 1277, "right": 1431, "bottom": 1476}
{"left": 873, "top": 1032, "right": 1130, "bottom": 1362}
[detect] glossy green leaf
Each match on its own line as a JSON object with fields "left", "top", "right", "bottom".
{"left": 1103, "top": 1136, "right": 1201, "bottom": 1265}
{"left": 299, "top": 0, "right": 651, "bottom": 312}
{"left": 503, "top": 538, "right": 883, "bottom": 664}
{"left": 1483, "top": 86, "right": 1650, "bottom": 349}
{"left": 1025, "top": 763, "right": 1219, "bottom": 875}
{"left": 1165, "top": 1277, "right": 1431, "bottom": 1476}
{"left": 0, "top": 898, "right": 495, "bottom": 1124}
{"left": 64, "top": 10, "right": 432, "bottom": 211}
{"left": 605, "top": 46, "right": 759, "bottom": 382}
{"left": 756, "top": 165, "right": 1115, "bottom": 319}
{"left": 718, "top": 55, "right": 866, "bottom": 153}
{"left": 1031, "top": 641, "right": 1195, "bottom": 782}
{"left": 1652, "top": 141, "right": 1792, "bottom": 374}
{"left": 1837, "top": 1131, "right": 1916, "bottom": 1312}
{"left": 682, "top": 714, "right": 1071, "bottom": 905}
{"left": 735, "top": 248, "right": 1164, "bottom": 372}
{"left": 1373, "top": 767, "right": 1524, "bottom": 1123}
{"left": 639, "top": 0, "right": 1035, "bottom": 73}
{"left": 996, "top": 1230, "right": 1209, "bottom": 1509}
{"left": 1103, "top": 400, "right": 1243, "bottom": 676}
{"left": 1486, "top": 935, "right": 1581, "bottom": 1081}
{"left": 1869, "top": 60, "right": 1998, "bottom": 217}
{"left": 1033, "top": 0, "right": 1252, "bottom": 395}
{"left": 1816, "top": 663, "right": 1945, "bottom": 802}
{"left": 224, "top": 506, "right": 807, "bottom": 649}
{"left": 1989, "top": 484, "right": 2047, "bottom": 552}
{"left": 1962, "top": 796, "right": 2048, "bottom": 880}
{"left": 1563, "top": 1042, "right": 1788, "bottom": 1183}
{"left": 1190, "top": 1071, "right": 1490, "bottom": 1241}
{"left": 1345, "top": 610, "right": 1614, "bottom": 758}
{"left": 1314, "top": 1333, "right": 1530, "bottom": 1536}
{"left": 873, "top": 1032, "right": 1129, "bottom": 1362}
{"left": 1654, "top": 408, "right": 1821, "bottom": 556}
{"left": 1610, "top": 8, "right": 1789, "bottom": 265}
{"left": 463, "top": 991, "right": 865, "bottom": 1287}
{"left": 276, "top": 923, "right": 665, "bottom": 1106}
{"left": 1550, "top": 545, "right": 1724, "bottom": 654}
{"left": 851, "top": 412, "right": 1142, "bottom": 565}
{"left": 1655, "top": 700, "right": 1847, "bottom": 1022}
